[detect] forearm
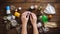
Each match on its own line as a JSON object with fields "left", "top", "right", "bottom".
{"left": 33, "top": 23, "right": 39, "bottom": 34}
{"left": 21, "top": 24, "right": 27, "bottom": 34}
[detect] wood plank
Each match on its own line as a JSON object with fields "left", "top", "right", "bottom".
{"left": 0, "top": 0, "right": 58, "bottom": 3}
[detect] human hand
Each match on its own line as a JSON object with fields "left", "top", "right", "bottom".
{"left": 30, "top": 13, "right": 39, "bottom": 34}
{"left": 30, "top": 13, "right": 37, "bottom": 26}
{"left": 21, "top": 11, "right": 30, "bottom": 25}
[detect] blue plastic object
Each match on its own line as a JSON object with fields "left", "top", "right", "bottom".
{"left": 6, "top": 6, "right": 10, "bottom": 10}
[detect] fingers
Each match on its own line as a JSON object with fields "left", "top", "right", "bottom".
{"left": 21, "top": 11, "right": 30, "bottom": 18}
{"left": 22, "top": 11, "right": 28, "bottom": 17}
{"left": 26, "top": 13, "right": 30, "bottom": 18}
{"left": 30, "top": 13, "right": 37, "bottom": 20}
{"left": 21, "top": 11, "right": 37, "bottom": 21}
{"left": 30, "top": 13, "right": 33, "bottom": 19}
{"left": 21, "top": 11, "right": 31, "bottom": 24}
{"left": 26, "top": 11, "right": 31, "bottom": 18}
{"left": 26, "top": 12, "right": 31, "bottom": 18}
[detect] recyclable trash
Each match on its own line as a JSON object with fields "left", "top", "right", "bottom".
{"left": 14, "top": 9, "right": 20, "bottom": 17}
{"left": 44, "top": 4, "right": 56, "bottom": 14}
{"left": 6, "top": 6, "right": 11, "bottom": 14}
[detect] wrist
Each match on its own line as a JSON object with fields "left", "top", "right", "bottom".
{"left": 33, "top": 25, "right": 37, "bottom": 29}
{"left": 22, "top": 25, "right": 27, "bottom": 29}
{"left": 22, "top": 23, "right": 27, "bottom": 27}
{"left": 32, "top": 22, "right": 37, "bottom": 25}
{"left": 32, "top": 23, "right": 37, "bottom": 28}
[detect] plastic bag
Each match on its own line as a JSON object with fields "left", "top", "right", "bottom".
{"left": 44, "top": 4, "right": 56, "bottom": 14}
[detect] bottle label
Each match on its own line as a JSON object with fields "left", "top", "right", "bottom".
{"left": 6, "top": 10, "right": 11, "bottom": 14}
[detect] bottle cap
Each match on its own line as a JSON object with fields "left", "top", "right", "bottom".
{"left": 6, "top": 6, "right": 10, "bottom": 10}
{"left": 30, "top": 5, "right": 35, "bottom": 9}
{"left": 18, "top": 7, "right": 22, "bottom": 10}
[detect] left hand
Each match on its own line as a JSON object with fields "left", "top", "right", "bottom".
{"left": 21, "top": 11, "right": 30, "bottom": 25}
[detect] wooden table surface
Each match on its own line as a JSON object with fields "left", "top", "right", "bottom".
{"left": 0, "top": 0, "right": 60, "bottom": 34}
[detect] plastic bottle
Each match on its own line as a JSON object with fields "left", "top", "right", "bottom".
{"left": 41, "top": 15, "right": 48, "bottom": 23}
{"left": 14, "top": 9, "right": 20, "bottom": 17}
{"left": 6, "top": 6, "right": 11, "bottom": 14}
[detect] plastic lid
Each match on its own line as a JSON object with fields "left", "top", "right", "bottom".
{"left": 30, "top": 5, "right": 35, "bottom": 9}
{"left": 6, "top": 6, "right": 10, "bottom": 10}
{"left": 18, "top": 7, "right": 22, "bottom": 10}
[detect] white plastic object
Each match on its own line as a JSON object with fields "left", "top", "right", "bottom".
{"left": 18, "top": 7, "right": 22, "bottom": 10}
{"left": 7, "top": 15, "right": 15, "bottom": 20}
{"left": 10, "top": 20, "right": 18, "bottom": 27}
{"left": 37, "top": 22, "right": 42, "bottom": 27}
{"left": 7, "top": 16, "right": 12, "bottom": 20}
{"left": 12, "top": 15, "right": 15, "bottom": 19}
{"left": 6, "top": 6, "right": 11, "bottom": 14}
{"left": 6, "top": 10, "right": 11, "bottom": 14}
{"left": 43, "top": 27, "right": 49, "bottom": 32}
{"left": 30, "top": 5, "right": 35, "bottom": 9}
{"left": 44, "top": 4, "right": 56, "bottom": 14}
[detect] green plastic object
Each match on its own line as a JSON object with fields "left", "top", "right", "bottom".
{"left": 41, "top": 15, "right": 48, "bottom": 23}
